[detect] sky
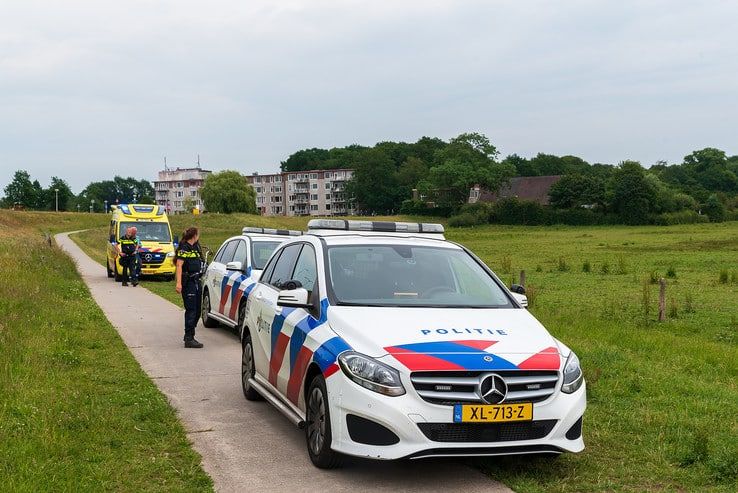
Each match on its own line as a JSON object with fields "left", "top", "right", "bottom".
{"left": 1, "top": 0, "right": 737, "bottom": 193}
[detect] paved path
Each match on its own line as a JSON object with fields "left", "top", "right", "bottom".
{"left": 57, "top": 232, "right": 511, "bottom": 493}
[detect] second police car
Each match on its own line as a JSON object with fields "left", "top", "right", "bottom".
{"left": 200, "top": 227, "right": 301, "bottom": 331}
{"left": 239, "top": 220, "right": 586, "bottom": 468}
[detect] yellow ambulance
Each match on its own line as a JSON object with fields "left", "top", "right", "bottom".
{"left": 106, "top": 204, "right": 177, "bottom": 281}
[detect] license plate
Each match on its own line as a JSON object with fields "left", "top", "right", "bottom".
{"left": 142, "top": 269, "right": 156, "bottom": 274}
{"left": 453, "top": 403, "right": 533, "bottom": 423}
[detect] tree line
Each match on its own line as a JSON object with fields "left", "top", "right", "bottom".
{"left": 281, "top": 135, "right": 738, "bottom": 224}
{"left": 1, "top": 171, "right": 154, "bottom": 212}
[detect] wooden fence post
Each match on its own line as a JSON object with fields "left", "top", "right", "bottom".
{"left": 658, "top": 278, "right": 666, "bottom": 321}
{"left": 519, "top": 270, "right": 526, "bottom": 288}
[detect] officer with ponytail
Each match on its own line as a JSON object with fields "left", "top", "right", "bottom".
{"left": 175, "top": 227, "right": 205, "bottom": 348}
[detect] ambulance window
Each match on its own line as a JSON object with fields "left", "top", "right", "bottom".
{"left": 233, "top": 240, "right": 248, "bottom": 266}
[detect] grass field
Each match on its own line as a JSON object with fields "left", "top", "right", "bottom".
{"left": 64, "top": 212, "right": 738, "bottom": 491}
{"left": 0, "top": 211, "right": 212, "bottom": 491}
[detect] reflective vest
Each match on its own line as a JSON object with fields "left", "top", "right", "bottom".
{"left": 119, "top": 236, "right": 137, "bottom": 255}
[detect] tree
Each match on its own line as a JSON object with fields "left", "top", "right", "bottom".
{"left": 395, "top": 156, "right": 428, "bottom": 198}
{"left": 703, "top": 194, "right": 725, "bottom": 222}
{"left": 549, "top": 174, "right": 605, "bottom": 209}
{"left": 200, "top": 170, "right": 257, "bottom": 214}
{"left": 427, "top": 133, "right": 514, "bottom": 207}
{"left": 344, "top": 149, "right": 401, "bottom": 214}
{"left": 2, "top": 170, "right": 39, "bottom": 208}
{"left": 44, "top": 177, "right": 75, "bottom": 211}
{"left": 77, "top": 176, "right": 155, "bottom": 211}
{"left": 182, "top": 196, "right": 197, "bottom": 213}
{"left": 609, "top": 161, "right": 657, "bottom": 224}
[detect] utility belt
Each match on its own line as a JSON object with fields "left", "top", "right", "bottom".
{"left": 184, "top": 271, "right": 202, "bottom": 281}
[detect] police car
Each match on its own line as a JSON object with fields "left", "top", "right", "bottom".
{"left": 240, "top": 220, "right": 586, "bottom": 468}
{"left": 200, "top": 227, "right": 301, "bottom": 331}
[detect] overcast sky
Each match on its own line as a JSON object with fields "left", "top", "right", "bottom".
{"left": 1, "top": 0, "right": 737, "bottom": 192}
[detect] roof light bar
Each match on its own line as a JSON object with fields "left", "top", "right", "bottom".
{"left": 242, "top": 226, "right": 303, "bottom": 237}
{"left": 307, "top": 219, "right": 444, "bottom": 234}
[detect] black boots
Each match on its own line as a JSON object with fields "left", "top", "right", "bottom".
{"left": 184, "top": 339, "right": 204, "bottom": 348}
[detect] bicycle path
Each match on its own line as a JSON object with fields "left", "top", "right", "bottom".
{"left": 56, "top": 232, "right": 512, "bottom": 493}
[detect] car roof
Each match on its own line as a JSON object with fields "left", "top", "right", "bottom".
{"left": 307, "top": 233, "right": 460, "bottom": 249}
{"left": 224, "top": 234, "right": 291, "bottom": 243}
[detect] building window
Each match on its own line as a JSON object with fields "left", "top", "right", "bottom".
{"left": 275, "top": 176, "right": 282, "bottom": 183}
{"left": 311, "top": 194, "right": 318, "bottom": 201}
{"left": 325, "top": 183, "right": 331, "bottom": 190}
{"left": 256, "top": 187, "right": 262, "bottom": 193}
{"left": 274, "top": 186, "right": 282, "bottom": 193}
{"left": 177, "top": 182, "right": 183, "bottom": 188}
{"left": 190, "top": 190, "right": 197, "bottom": 196}
{"left": 290, "top": 206, "right": 295, "bottom": 211}
{"left": 310, "top": 173, "right": 318, "bottom": 179}
{"left": 326, "top": 204, "right": 331, "bottom": 210}
{"left": 289, "top": 174, "right": 296, "bottom": 180}
{"left": 311, "top": 183, "right": 318, "bottom": 189}
{"left": 310, "top": 204, "right": 318, "bottom": 211}
{"left": 325, "top": 194, "right": 331, "bottom": 200}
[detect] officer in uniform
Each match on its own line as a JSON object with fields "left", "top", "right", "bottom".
{"left": 117, "top": 227, "right": 139, "bottom": 287}
{"left": 175, "top": 227, "right": 205, "bottom": 348}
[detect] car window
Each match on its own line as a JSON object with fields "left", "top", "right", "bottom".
{"left": 291, "top": 244, "right": 317, "bottom": 294}
{"left": 233, "top": 240, "right": 248, "bottom": 266}
{"left": 213, "top": 243, "right": 226, "bottom": 263}
{"left": 260, "top": 249, "right": 281, "bottom": 285}
{"left": 119, "top": 222, "right": 171, "bottom": 242}
{"left": 251, "top": 241, "right": 282, "bottom": 270}
{"left": 326, "top": 245, "right": 513, "bottom": 308}
{"left": 268, "top": 244, "right": 302, "bottom": 289}
{"left": 219, "top": 240, "right": 239, "bottom": 264}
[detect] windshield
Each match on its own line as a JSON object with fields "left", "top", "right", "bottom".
{"left": 326, "top": 245, "right": 513, "bottom": 308}
{"left": 251, "top": 241, "right": 281, "bottom": 270}
{"left": 119, "top": 222, "right": 171, "bottom": 242}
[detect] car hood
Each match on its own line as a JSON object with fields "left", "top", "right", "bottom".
{"left": 327, "top": 306, "right": 562, "bottom": 372}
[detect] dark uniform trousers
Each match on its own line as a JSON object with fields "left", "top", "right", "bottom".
{"left": 177, "top": 245, "right": 204, "bottom": 342}
{"left": 182, "top": 276, "right": 202, "bottom": 342}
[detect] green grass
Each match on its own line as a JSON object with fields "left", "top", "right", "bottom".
{"left": 68, "top": 212, "right": 738, "bottom": 492}
{"left": 0, "top": 211, "right": 212, "bottom": 491}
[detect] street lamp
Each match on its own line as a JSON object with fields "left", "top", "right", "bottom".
{"left": 90, "top": 199, "right": 95, "bottom": 213}
{"left": 104, "top": 200, "right": 108, "bottom": 213}
{"left": 76, "top": 204, "right": 80, "bottom": 212}
{"left": 54, "top": 188, "right": 58, "bottom": 212}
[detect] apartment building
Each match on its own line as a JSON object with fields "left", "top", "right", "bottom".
{"left": 247, "top": 169, "right": 354, "bottom": 216}
{"left": 153, "top": 167, "right": 211, "bottom": 213}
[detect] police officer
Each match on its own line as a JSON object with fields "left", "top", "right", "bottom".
{"left": 117, "top": 227, "right": 139, "bottom": 287}
{"left": 175, "top": 227, "right": 205, "bottom": 348}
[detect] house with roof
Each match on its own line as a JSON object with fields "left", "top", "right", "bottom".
{"left": 469, "top": 175, "right": 562, "bottom": 206}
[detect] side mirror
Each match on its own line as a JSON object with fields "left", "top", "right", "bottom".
{"left": 226, "top": 261, "right": 243, "bottom": 272}
{"left": 277, "top": 287, "right": 312, "bottom": 309}
{"left": 109, "top": 234, "right": 115, "bottom": 243}
{"left": 512, "top": 292, "right": 528, "bottom": 308}
{"left": 510, "top": 284, "right": 526, "bottom": 295}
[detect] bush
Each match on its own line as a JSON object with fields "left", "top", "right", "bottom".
{"left": 651, "top": 210, "right": 710, "bottom": 225}
{"left": 399, "top": 199, "right": 454, "bottom": 217}
{"left": 490, "top": 198, "right": 548, "bottom": 225}
{"left": 448, "top": 213, "right": 481, "bottom": 228}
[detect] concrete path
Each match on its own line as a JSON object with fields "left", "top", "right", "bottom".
{"left": 57, "top": 232, "right": 511, "bottom": 493}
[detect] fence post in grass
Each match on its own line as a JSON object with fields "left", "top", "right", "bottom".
{"left": 658, "top": 278, "right": 667, "bottom": 321}
{"left": 519, "top": 270, "right": 526, "bottom": 289}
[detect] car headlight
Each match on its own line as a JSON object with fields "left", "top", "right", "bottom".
{"left": 561, "top": 351, "right": 583, "bottom": 394}
{"left": 338, "top": 351, "right": 405, "bottom": 397}
{"left": 166, "top": 251, "right": 175, "bottom": 257}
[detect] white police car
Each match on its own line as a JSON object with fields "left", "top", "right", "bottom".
{"left": 240, "top": 220, "right": 585, "bottom": 468}
{"left": 200, "top": 227, "right": 301, "bottom": 331}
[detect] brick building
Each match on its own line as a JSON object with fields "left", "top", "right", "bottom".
{"left": 153, "top": 167, "right": 211, "bottom": 213}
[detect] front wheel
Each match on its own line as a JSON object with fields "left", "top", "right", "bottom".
{"left": 241, "top": 334, "right": 262, "bottom": 401}
{"left": 201, "top": 290, "right": 219, "bottom": 328}
{"left": 306, "top": 375, "right": 342, "bottom": 469}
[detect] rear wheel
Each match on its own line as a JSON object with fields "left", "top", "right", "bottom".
{"left": 201, "top": 290, "right": 219, "bottom": 328}
{"left": 306, "top": 375, "right": 342, "bottom": 469}
{"left": 241, "top": 333, "right": 262, "bottom": 401}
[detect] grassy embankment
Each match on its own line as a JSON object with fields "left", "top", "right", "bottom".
{"left": 71, "top": 213, "right": 738, "bottom": 492}
{"left": 0, "top": 211, "right": 212, "bottom": 491}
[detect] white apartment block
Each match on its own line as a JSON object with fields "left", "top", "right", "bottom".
{"left": 153, "top": 167, "right": 211, "bottom": 213}
{"left": 247, "top": 169, "right": 354, "bottom": 216}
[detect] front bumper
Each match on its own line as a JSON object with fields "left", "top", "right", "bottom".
{"left": 326, "top": 371, "right": 586, "bottom": 460}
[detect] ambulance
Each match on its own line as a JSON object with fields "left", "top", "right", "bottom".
{"left": 106, "top": 204, "right": 177, "bottom": 281}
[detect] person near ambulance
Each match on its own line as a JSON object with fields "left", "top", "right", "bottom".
{"left": 175, "top": 227, "right": 205, "bottom": 348}
{"left": 117, "top": 226, "right": 141, "bottom": 287}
